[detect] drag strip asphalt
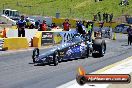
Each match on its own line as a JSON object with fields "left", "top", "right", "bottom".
{"left": 0, "top": 34, "right": 132, "bottom": 88}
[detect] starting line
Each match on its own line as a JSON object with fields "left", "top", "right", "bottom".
{"left": 57, "top": 56, "right": 132, "bottom": 88}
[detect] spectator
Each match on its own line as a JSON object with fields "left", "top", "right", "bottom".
{"left": 127, "top": 25, "right": 132, "bottom": 45}
{"left": 97, "top": 12, "right": 101, "bottom": 21}
{"left": 51, "top": 23, "right": 57, "bottom": 28}
{"left": 103, "top": 13, "right": 106, "bottom": 22}
{"left": 105, "top": 13, "right": 109, "bottom": 22}
{"left": 35, "top": 20, "right": 40, "bottom": 29}
{"left": 93, "top": 14, "right": 97, "bottom": 21}
{"left": 99, "top": 21, "right": 104, "bottom": 37}
{"left": 25, "top": 19, "right": 31, "bottom": 28}
{"left": 109, "top": 13, "right": 113, "bottom": 23}
{"left": 29, "top": 24, "right": 35, "bottom": 29}
{"left": 82, "top": 20, "right": 85, "bottom": 26}
{"left": 62, "top": 19, "right": 70, "bottom": 31}
{"left": 39, "top": 24, "right": 43, "bottom": 31}
{"left": 76, "top": 21, "right": 86, "bottom": 34}
{"left": 16, "top": 15, "right": 26, "bottom": 37}
{"left": 41, "top": 20, "right": 47, "bottom": 31}
{"left": 86, "top": 21, "right": 93, "bottom": 42}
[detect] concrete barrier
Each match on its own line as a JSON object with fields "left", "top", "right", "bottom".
{"left": 25, "top": 29, "right": 38, "bottom": 42}
{"left": 6, "top": 29, "right": 38, "bottom": 42}
{"left": 2, "top": 37, "right": 29, "bottom": 50}
{"left": 33, "top": 31, "right": 42, "bottom": 47}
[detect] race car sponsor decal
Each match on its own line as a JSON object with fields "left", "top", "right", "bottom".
{"left": 80, "top": 42, "right": 86, "bottom": 53}
{"left": 66, "top": 49, "right": 73, "bottom": 56}
{"left": 54, "top": 33, "right": 63, "bottom": 44}
{"left": 72, "top": 45, "right": 81, "bottom": 53}
{"left": 41, "top": 32, "right": 54, "bottom": 45}
{"left": 66, "top": 45, "right": 81, "bottom": 56}
{"left": 76, "top": 67, "right": 131, "bottom": 85}
{"left": 59, "top": 51, "right": 64, "bottom": 56}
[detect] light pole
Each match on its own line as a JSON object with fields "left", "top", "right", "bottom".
{"left": 3, "top": 4, "right": 5, "bottom": 9}
{"left": 3, "top": 3, "right": 7, "bottom": 9}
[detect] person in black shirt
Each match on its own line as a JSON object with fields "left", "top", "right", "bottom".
{"left": 97, "top": 12, "right": 101, "bottom": 21}
{"left": 16, "top": 15, "right": 26, "bottom": 37}
{"left": 127, "top": 25, "right": 132, "bottom": 45}
{"left": 35, "top": 20, "right": 40, "bottom": 29}
{"left": 109, "top": 13, "right": 113, "bottom": 23}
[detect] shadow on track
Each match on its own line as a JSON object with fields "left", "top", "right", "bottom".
{"left": 28, "top": 62, "right": 35, "bottom": 64}
{"left": 30, "top": 55, "right": 102, "bottom": 66}
{"left": 121, "top": 44, "right": 129, "bottom": 46}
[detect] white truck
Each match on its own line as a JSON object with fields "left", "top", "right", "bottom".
{"left": 0, "top": 9, "right": 35, "bottom": 25}
{"left": 0, "top": 9, "right": 20, "bottom": 25}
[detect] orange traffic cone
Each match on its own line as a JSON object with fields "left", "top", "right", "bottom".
{"left": 2, "top": 28, "right": 7, "bottom": 38}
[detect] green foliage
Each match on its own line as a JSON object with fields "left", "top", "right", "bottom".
{"left": 0, "top": 0, "right": 132, "bottom": 20}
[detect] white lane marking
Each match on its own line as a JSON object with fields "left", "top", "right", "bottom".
{"left": 57, "top": 56, "right": 132, "bottom": 88}
{"left": 57, "top": 80, "right": 109, "bottom": 88}
{"left": 57, "top": 80, "right": 76, "bottom": 88}
{"left": 102, "top": 58, "right": 132, "bottom": 74}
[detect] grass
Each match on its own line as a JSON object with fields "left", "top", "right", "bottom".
{"left": 0, "top": 0, "right": 132, "bottom": 20}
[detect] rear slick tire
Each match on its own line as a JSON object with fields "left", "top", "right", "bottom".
{"left": 92, "top": 39, "right": 106, "bottom": 57}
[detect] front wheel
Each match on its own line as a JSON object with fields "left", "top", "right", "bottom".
{"left": 32, "top": 48, "right": 39, "bottom": 63}
{"left": 53, "top": 51, "right": 59, "bottom": 66}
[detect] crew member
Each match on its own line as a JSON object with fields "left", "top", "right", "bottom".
{"left": 97, "top": 12, "right": 101, "bottom": 21}
{"left": 51, "top": 23, "right": 57, "bottom": 28}
{"left": 25, "top": 18, "right": 31, "bottom": 28}
{"left": 16, "top": 15, "right": 26, "bottom": 37}
{"left": 76, "top": 21, "right": 86, "bottom": 35}
{"left": 127, "top": 25, "right": 132, "bottom": 45}
{"left": 35, "top": 20, "right": 40, "bottom": 29}
{"left": 99, "top": 21, "right": 104, "bottom": 37}
{"left": 109, "top": 13, "right": 113, "bottom": 23}
{"left": 86, "top": 21, "right": 93, "bottom": 41}
{"left": 41, "top": 20, "right": 47, "bottom": 31}
{"left": 62, "top": 19, "right": 70, "bottom": 31}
